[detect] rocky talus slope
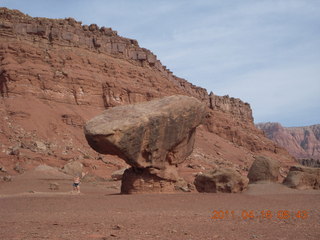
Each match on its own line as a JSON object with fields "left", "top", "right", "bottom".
{"left": 257, "top": 122, "right": 320, "bottom": 167}
{"left": 0, "top": 8, "right": 295, "bottom": 182}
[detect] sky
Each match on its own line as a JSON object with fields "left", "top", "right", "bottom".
{"left": 1, "top": 0, "right": 320, "bottom": 127}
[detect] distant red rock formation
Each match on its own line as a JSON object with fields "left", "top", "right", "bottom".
{"left": 257, "top": 122, "right": 320, "bottom": 161}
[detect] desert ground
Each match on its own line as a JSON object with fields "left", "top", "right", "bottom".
{"left": 0, "top": 167, "right": 319, "bottom": 240}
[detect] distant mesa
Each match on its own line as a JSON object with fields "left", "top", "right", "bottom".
{"left": 257, "top": 122, "right": 320, "bottom": 165}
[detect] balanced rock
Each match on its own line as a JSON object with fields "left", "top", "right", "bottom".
{"left": 247, "top": 156, "right": 280, "bottom": 183}
{"left": 283, "top": 166, "right": 320, "bottom": 190}
{"left": 84, "top": 95, "right": 206, "bottom": 169}
{"left": 194, "top": 168, "right": 249, "bottom": 193}
{"left": 84, "top": 95, "right": 206, "bottom": 193}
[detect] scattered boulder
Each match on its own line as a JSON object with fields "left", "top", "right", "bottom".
{"left": 49, "top": 182, "right": 59, "bottom": 190}
{"left": 112, "top": 224, "right": 122, "bottom": 230}
{"left": 174, "top": 178, "right": 191, "bottom": 192}
{"left": 187, "top": 182, "right": 196, "bottom": 191}
{"left": 1, "top": 175, "right": 12, "bottom": 182}
{"left": 247, "top": 156, "right": 280, "bottom": 183}
{"left": 0, "top": 166, "right": 7, "bottom": 172}
{"left": 194, "top": 168, "right": 249, "bottom": 193}
{"left": 14, "top": 163, "right": 24, "bottom": 173}
{"left": 35, "top": 141, "right": 47, "bottom": 152}
{"left": 9, "top": 145, "right": 20, "bottom": 156}
{"left": 283, "top": 166, "right": 320, "bottom": 190}
{"left": 111, "top": 168, "right": 128, "bottom": 181}
{"left": 62, "top": 161, "right": 83, "bottom": 176}
{"left": 84, "top": 95, "right": 206, "bottom": 193}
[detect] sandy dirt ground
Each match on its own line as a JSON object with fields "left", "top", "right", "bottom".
{"left": 0, "top": 169, "right": 319, "bottom": 240}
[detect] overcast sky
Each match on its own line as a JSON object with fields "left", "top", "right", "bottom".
{"left": 1, "top": 0, "right": 320, "bottom": 127}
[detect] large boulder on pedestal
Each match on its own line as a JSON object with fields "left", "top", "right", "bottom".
{"left": 84, "top": 95, "right": 206, "bottom": 193}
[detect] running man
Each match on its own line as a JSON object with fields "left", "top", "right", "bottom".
{"left": 73, "top": 175, "right": 81, "bottom": 193}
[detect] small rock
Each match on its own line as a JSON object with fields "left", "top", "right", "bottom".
{"left": 174, "top": 178, "right": 191, "bottom": 192}
{"left": 112, "top": 225, "right": 121, "bottom": 230}
{"left": 14, "top": 164, "right": 24, "bottom": 173}
{"left": 2, "top": 175, "right": 12, "bottom": 182}
{"left": 49, "top": 182, "right": 59, "bottom": 190}
{"left": 0, "top": 166, "right": 7, "bottom": 172}
{"left": 187, "top": 182, "right": 195, "bottom": 191}
{"left": 179, "top": 186, "right": 191, "bottom": 192}
{"left": 35, "top": 141, "right": 47, "bottom": 151}
{"left": 187, "top": 164, "right": 198, "bottom": 169}
{"left": 9, "top": 146, "right": 20, "bottom": 156}
{"left": 251, "top": 234, "right": 259, "bottom": 239}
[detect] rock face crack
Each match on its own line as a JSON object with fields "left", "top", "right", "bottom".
{"left": 0, "top": 69, "right": 9, "bottom": 97}
{"left": 84, "top": 95, "right": 206, "bottom": 193}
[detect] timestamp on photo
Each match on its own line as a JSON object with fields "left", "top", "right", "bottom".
{"left": 211, "top": 210, "right": 309, "bottom": 220}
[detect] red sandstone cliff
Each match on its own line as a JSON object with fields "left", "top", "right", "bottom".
{"left": 0, "top": 8, "right": 295, "bottom": 178}
{"left": 257, "top": 122, "right": 320, "bottom": 164}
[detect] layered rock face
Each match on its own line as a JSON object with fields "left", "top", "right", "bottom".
{"left": 209, "top": 92, "right": 253, "bottom": 122}
{"left": 0, "top": 8, "right": 295, "bottom": 183}
{"left": 85, "top": 95, "right": 206, "bottom": 193}
{"left": 0, "top": 7, "right": 208, "bottom": 105}
{"left": 257, "top": 123, "right": 320, "bottom": 162}
{"left": 205, "top": 94, "right": 289, "bottom": 157}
